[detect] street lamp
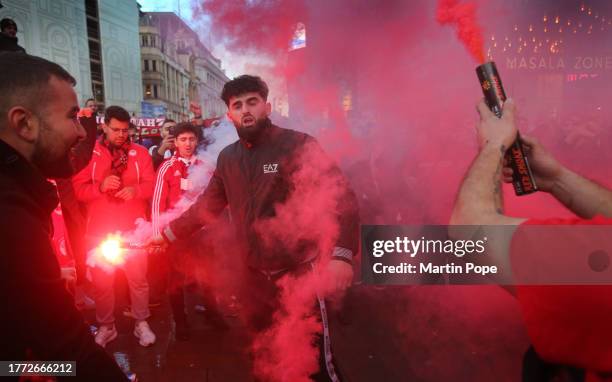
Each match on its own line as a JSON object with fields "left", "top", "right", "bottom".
{"left": 180, "top": 97, "right": 186, "bottom": 121}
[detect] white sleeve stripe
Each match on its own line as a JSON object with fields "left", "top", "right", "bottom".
{"left": 332, "top": 247, "right": 353, "bottom": 261}
{"left": 163, "top": 226, "right": 177, "bottom": 242}
{"left": 151, "top": 158, "right": 174, "bottom": 237}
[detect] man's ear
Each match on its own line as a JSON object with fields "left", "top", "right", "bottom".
{"left": 265, "top": 101, "right": 272, "bottom": 116}
{"left": 7, "top": 106, "right": 39, "bottom": 143}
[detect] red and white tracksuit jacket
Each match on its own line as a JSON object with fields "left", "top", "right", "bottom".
{"left": 151, "top": 155, "right": 200, "bottom": 237}
{"left": 72, "top": 141, "right": 155, "bottom": 246}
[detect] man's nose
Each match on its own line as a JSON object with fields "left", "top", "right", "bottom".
{"left": 75, "top": 121, "right": 86, "bottom": 139}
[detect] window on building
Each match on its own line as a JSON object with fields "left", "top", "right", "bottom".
{"left": 153, "top": 85, "right": 158, "bottom": 99}
{"left": 145, "top": 85, "right": 152, "bottom": 98}
{"left": 90, "top": 62, "right": 103, "bottom": 82}
{"left": 152, "top": 60, "right": 157, "bottom": 72}
{"left": 141, "top": 34, "right": 147, "bottom": 47}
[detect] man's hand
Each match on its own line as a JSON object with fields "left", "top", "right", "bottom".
{"left": 60, "top": 267, "right": 77, "bottom": 292}
{"left": 145, "top": 234, "right": 168, "bottom": 255}
{"left": 323, "top": 260, "right": 353, "bottom": 297}
{"left": 100, "top": 175, "right": 121, "bottom": 193}
{"left": 476, "top": 99, "right": 518, "bottom": 151}
{"left": 158, "top": 134, "right": 175, "bottom": 156}
{"left": 114, "top": 186, "right": 137, "bottom": 201}
{"left": 503, "top": 135, "right": 564, "bottom": 192}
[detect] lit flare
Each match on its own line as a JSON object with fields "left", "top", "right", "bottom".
{"left": 99, "top": 234, "right": 127, "bottom": 266}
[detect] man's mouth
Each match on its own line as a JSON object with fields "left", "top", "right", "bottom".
{"left": 242, "top": 116, "right": 255, "bottom": 125}
{"left": 69, "top": 139, "right": 80, "bottom": 154}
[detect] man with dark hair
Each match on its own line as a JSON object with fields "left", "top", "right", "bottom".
{"left": 85, "top": 98, "right": 97, "bottom": 114}
{"left": 73, "top": 105, "right": 157, "bottom": 348}
{"left": 149, "top": 118, "right": 176, "bottom": 170}
{"left": 220, "top": 74, "right": 269, "bottom": 108}
{"left": 0, "top": 18, "right": 25, "bottom": 53}
{"left": 451, "top": 99, "right": 612, "bottom": 381}
{"left": 151, "top": 122, "right": 213, "bottom": 340}
{"left": 0, "top": 52, "right": 127, "bottom": 380}
{"left": 152, "top": 75, "right": 359, "bottom": 381}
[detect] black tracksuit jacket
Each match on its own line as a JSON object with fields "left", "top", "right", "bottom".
{"left": 167, "top": 123, "right": 360, "bottom": 271}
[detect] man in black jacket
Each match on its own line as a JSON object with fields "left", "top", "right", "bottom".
{"left": 0, "top": 52, "right": 127, "bottom": 380}
{"left": 154, "top": 75, "right": 359, "bottom": 381}
{"left": 0, "top": 18, "right": 25, "bottom": 53}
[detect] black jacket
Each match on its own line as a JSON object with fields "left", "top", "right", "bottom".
{"left": 0, "top": 33, "right": 26, "bottom": 53}
{"left": 0, "top": 139, "right": 127, "bottom": 381}
{"left": 168, "top": 123, "right": 360, "bottom": 271}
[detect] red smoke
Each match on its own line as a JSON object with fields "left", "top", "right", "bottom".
{"left": 189, "top": 0, "right": 612, "bottom": 380}
{"left": 193, "top": 0, "right": 304, "bottom": 56}
{"left": 436, "top": 0, "right": 485, "bottom": 63}
{"left": 252, "top": 271, "right": 322, "bottom": 382}
{"left": 253, "top": 141, "right": 343, "bottom": 255}
{"left": 250, "top": 140, "right": 348, "bottom": 381}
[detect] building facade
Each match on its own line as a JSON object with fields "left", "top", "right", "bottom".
{"left": 1, "top": 0, "right": 93, "bottom": 104}
{"left": 193, "top": 54, "right": 228, "bottom": 118}
{"left": 97, "top": 0, "right": 142, "bottom": 114}
{"left": 140, "top": 12, "right": 229, "bottom": 120}
{"left": 139, "top": 12, "right": 190, "bottom": 120}
{"left": 0, "top": 0, "right": 143, "bottom": 115}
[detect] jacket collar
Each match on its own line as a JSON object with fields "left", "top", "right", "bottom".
{"left": 0, "top": 139, "right": 59, "bottom": 214}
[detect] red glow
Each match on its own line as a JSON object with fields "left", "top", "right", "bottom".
{"left": 436, "top": 0, "right": 485, "bottom": 63}
{"left": 252, "top": 272, "right": 322, "bottom": 382}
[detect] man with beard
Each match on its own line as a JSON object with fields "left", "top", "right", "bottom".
{"left": 152, "top": 75, "right": 359, "bottom": 381}
{"left": 73, "top": 105, "right": 156, "bottom": 348}
{"left": 451, "top": 99, "right": 612, "bottom": 381}
{"left": 0, "top": 53, "right": 127, "bottom": 380}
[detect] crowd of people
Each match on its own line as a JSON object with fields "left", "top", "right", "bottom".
{"left": 0, "top": 44, "right": 359, "bottom": 381}
{"left": 0, "top": 14, "right": 611, "bottom": 382}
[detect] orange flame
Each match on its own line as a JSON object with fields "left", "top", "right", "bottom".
{"left": 99, "top": 234, "right": 126, "bottom": 265}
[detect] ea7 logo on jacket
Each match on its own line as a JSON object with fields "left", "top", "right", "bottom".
{"left": 263, "top": 163, "right": 278, "bottom": 174}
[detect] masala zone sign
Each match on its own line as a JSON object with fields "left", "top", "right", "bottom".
{"left": 505, "top": 55, "right": 612, "bottom": 71}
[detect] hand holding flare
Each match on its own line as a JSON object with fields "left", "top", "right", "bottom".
{"left": 87, "top": 233, "right": 154, "bottom": 272}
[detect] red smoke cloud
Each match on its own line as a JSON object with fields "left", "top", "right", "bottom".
{"left": 253, "top": 142, "right": 344, "bottom": 255}
{"left": 189, "top": 0, "right": 612, "bottom": 379}
{"left": 193, "top": 0, "right": 304, "bottom": 56}
{"left": 250, "top": 140, "right": 351, "bottom": 381}
{"left": 436, "top": 0, "right": 485, "bottom": 63}
{"left": 252, "top": 271, "right": 322, "bottom": 382}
